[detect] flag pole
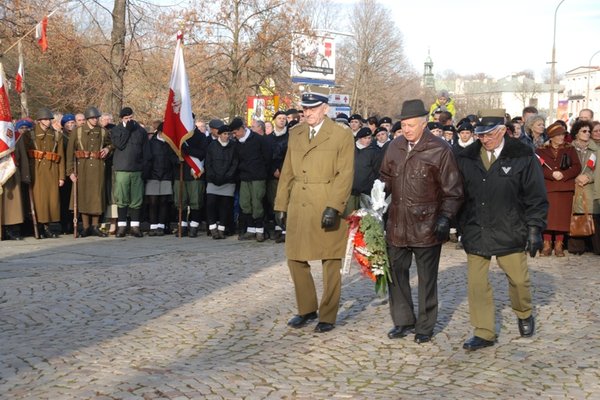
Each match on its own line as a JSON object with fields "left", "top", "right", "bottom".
{"left": 17, "top": 41, "right": 29, "bottom": 117}
{"left": 178, "top": 162, "right": 183, "bottom": 238}
{"left": 0, "top": 8, "right": 59, "bottom": 57}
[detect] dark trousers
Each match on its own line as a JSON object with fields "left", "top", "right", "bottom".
{"left": 147, "top": 195, "right": 169, "bottom": 225}
{"left": 206, "top": 194, "right": 234, "bottom": 230}
{"left": 387, "top": 244, "right": 442, "bottom": 336}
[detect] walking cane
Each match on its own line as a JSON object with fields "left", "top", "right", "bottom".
{"left": 28, "top": 184, "right": 39, "bottom": 239}
{"left": 73, "top": 157, "right": 78, "bottom": 239}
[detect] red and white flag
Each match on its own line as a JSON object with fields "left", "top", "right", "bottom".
{"left": 15, "top": 58, "right": 24, "bottom": 94}
{"left": 35, "top": 16, "right": 48, "bottom": 53}
{"left": 0, "top": 63, "right": 17, "bottom": 186}
{"left": 162, "top": 31, "right": 201, "bottom": 177}
{"left": 535, "top": 153, "right": 552, "bottom": 170}
{"left": 587, "top": 153, "right": 596, "bottom": 170}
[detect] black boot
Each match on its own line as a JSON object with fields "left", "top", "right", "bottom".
{"left": 188, "top": 226, "right": 198, "bottom": 238}
{"left": 116, "top": 226, "right": 127, "bottom": 238}
{"left": 4, "top": 226, "right": 23, "bottom": 240}
{"left": 130, "top": 226, "right": 143, "bottom": 237}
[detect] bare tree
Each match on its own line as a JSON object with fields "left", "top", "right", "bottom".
{"left": 514, "top": 78, "right": 540, "bottom": 109}
{"left": 342, "top": 0, "right": 414, "bottom": 118}
{"left": 183, "top": 0, "right": 308, "bottom": 118}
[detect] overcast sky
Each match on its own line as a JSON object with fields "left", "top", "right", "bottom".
{"left": 336, "top": 0, "right": 600, "bottom": 80}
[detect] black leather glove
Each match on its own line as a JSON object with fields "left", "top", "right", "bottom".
{"left": 275, "top": 211, "right": 286, "bottom": 230}
{"left": 321, "top": 207, "right": 339, "bottom": 229}
{"left": 434, "top": 216, "right": 451, "bottom": 241}
{"left": 525, "top": 226, "right": 543, "bottom": 257}
{"left": 125, "top": 120, "right": 136, "bottom": 132}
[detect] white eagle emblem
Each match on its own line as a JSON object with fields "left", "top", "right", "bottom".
{"left": 172, "top": 90, "right": 182, "bottom": 114}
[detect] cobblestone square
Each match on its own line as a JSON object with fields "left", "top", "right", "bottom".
{"left": 1, "top": 235, "right": 599, "bottom": 399}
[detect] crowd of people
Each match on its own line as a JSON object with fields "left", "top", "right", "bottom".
{"left": 3, "top": 89, "right": 599, "bottom": 349}
{"left": 2, "top": 96, "right": 599, "bottom": 258}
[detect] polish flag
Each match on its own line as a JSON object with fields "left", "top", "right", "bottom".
{"left": 0, "top": 63, "right": 17, "bottom": 185}
{"left": 162, "top": 31, "right": 202, "bottom": 177}
{"left": 587, "top": 153, "right": 596, "bottom": 170}
{"left": 35, "top": 16, "right": 48, "bottom": 53}
{"left": 535, "top": 153, "right": 552, "bottom": 170}
{"left": 15, "top": 58, "right": 24, "bottom": 94}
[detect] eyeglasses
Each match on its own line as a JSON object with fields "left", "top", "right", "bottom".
{"left": 579, "top": 129, "right": 590, "bottom": 133}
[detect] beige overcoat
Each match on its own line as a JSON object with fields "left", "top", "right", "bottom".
{"left": 275, "top": 117, "right": 354, "bottom": 261}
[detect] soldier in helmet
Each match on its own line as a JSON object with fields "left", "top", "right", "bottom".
{"left": 66, "top": 107, "right": 112, "bottom": 237}
{"left": 23, "top": 108, "right": 66, "bottom": 238}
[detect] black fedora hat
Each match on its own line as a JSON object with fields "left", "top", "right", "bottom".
{"left": 398, "top": 99, "right": 429, "bottom": 120}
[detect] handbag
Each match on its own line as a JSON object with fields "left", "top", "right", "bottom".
{"left": 560, "top": 152, "right": 571, "bottom": 170}
{"left": 569, "top": 187, "right": 595, "bottom": 237}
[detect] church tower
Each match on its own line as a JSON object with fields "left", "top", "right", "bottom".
{"left": 423, "top": 49, "right": 435, "bottom": 89}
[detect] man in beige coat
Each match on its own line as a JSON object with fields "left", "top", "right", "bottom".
{"left": 274, "top": 92, "right": 354, "bottom": 333}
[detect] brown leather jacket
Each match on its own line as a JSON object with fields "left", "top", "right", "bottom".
{"left": 380, "top": 129, "right": 464, "bottom": 247}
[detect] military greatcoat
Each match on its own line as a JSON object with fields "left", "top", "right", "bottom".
{"left": 24, "top": 125, "right": 65, "bottom": 223}
{"left": 1, "top": 138, "right": 30, "bottom": 225}
{"left": 275, "top": 117, "right": 355, "bottom": 261}
{"left": 66, "top": 125, "right": 111, "bottom": 214}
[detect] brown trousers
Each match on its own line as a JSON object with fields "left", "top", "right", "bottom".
{"left": 467, "top": 252, "right": 532, "bottom": 341}
{"left": 287, "top": 259, "right": 341, "bottom": 324}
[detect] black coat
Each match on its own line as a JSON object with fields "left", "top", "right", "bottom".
{"left": 236, "top": 130, "right": 271, "bottom": 181}
{"left": 145, "top": 134, "right": 179, "bottom": 181}
{"left": 178, "top": 128, "right": 210, "bottom": 181}
{"left": 265, "top": 131, "right": 289, "bottom": 176}
{"left": 111, "top": 121, "right": 151, "bottom": 172}
{"left": 352, "top": 144, "right": 382, "bottom": 195}
{"left": 456, "top": 137, "right": 548, "bottom": 257}
{"left": 205, "top": 139, "right": 238, "bottom": 186}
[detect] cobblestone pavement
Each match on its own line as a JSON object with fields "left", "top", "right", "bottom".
{"left": 0, "top": 233, "right": 599, "bottom": 400}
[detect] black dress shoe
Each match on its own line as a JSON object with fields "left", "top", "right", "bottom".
{"left": 90, "top": 226, "right": 107, "bottom": 237}
{"left": 314, "top": 322, "right": 335, "bottom": 333}
{"left": 463, "top": 336, "right": 495, "bottom": 351}
{"left": 518, "top": 315, "right": 535, "bottom": 337}
{"left": 387, "top": 325, "right": 415, "bottom": 339}
{"left": 130, "top": 227, "right": 143, "bottom": 238}
{"left": 414, "top": 333, "right": 431, "bottom": 344}
{"left": 287, "top": 311, "right": 318, "bottom": 328}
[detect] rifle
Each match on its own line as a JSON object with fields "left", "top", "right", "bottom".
{"left": 73, "top": 157, "right": 78, "bottom": 239}
{"left": 28, "top": 184, "right": 39, "bottom": 239}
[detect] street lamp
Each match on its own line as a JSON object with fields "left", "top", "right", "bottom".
{"left": 549, "top": 0, "right": 565, "bottom": 123}
{"left": 586, "top": 50, "right": 600, "bottom": 108}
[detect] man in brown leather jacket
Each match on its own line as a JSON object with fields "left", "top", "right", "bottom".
{"left": 380, "top": 99, "right": 464, "bottom": 344}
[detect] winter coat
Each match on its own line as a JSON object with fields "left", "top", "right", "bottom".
{"left": 178, "top": 128, "right": 210, "bottom": 181}
{"left": 66, "top": 124, "right": 111, "bottom": 214}
{"left": 428, "top": 98, "right": 456, "bottom": 121}
{"left": 352, "top": 144, "right": 382, "bottom": 195}
{"left": 205, "top": 139, "right": 238, "bottom": 186}
{"left": 380, "top": 129, "right": 463, "bottom": 247}
{"left": 456, "top": 137, "right": 548, "bottom": 257}
{"left": 274, "top": 118, "right": 354, "bottom": 261}
{"left": 145, "top": 133, "right": 179, "bottom": 181}
{"left": 111, "top": 121, "right": 151, "bottom": 172}
{"left": 535, "top": 143, "right": 581, "bottom": 231}
{"left": 1, "top": 138, "right": 30, "bottom": 225}
{"left": 265, "top": 131, "right": 289, "bottom": 177}
{"left": 236, "top": 130, "right": 271, "bottom": 181}
{"left": 572, "top": 144, "right": 597, "bottom": 214}
{"left": 23, "top": 124, "right": 65, "bottom": 223}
